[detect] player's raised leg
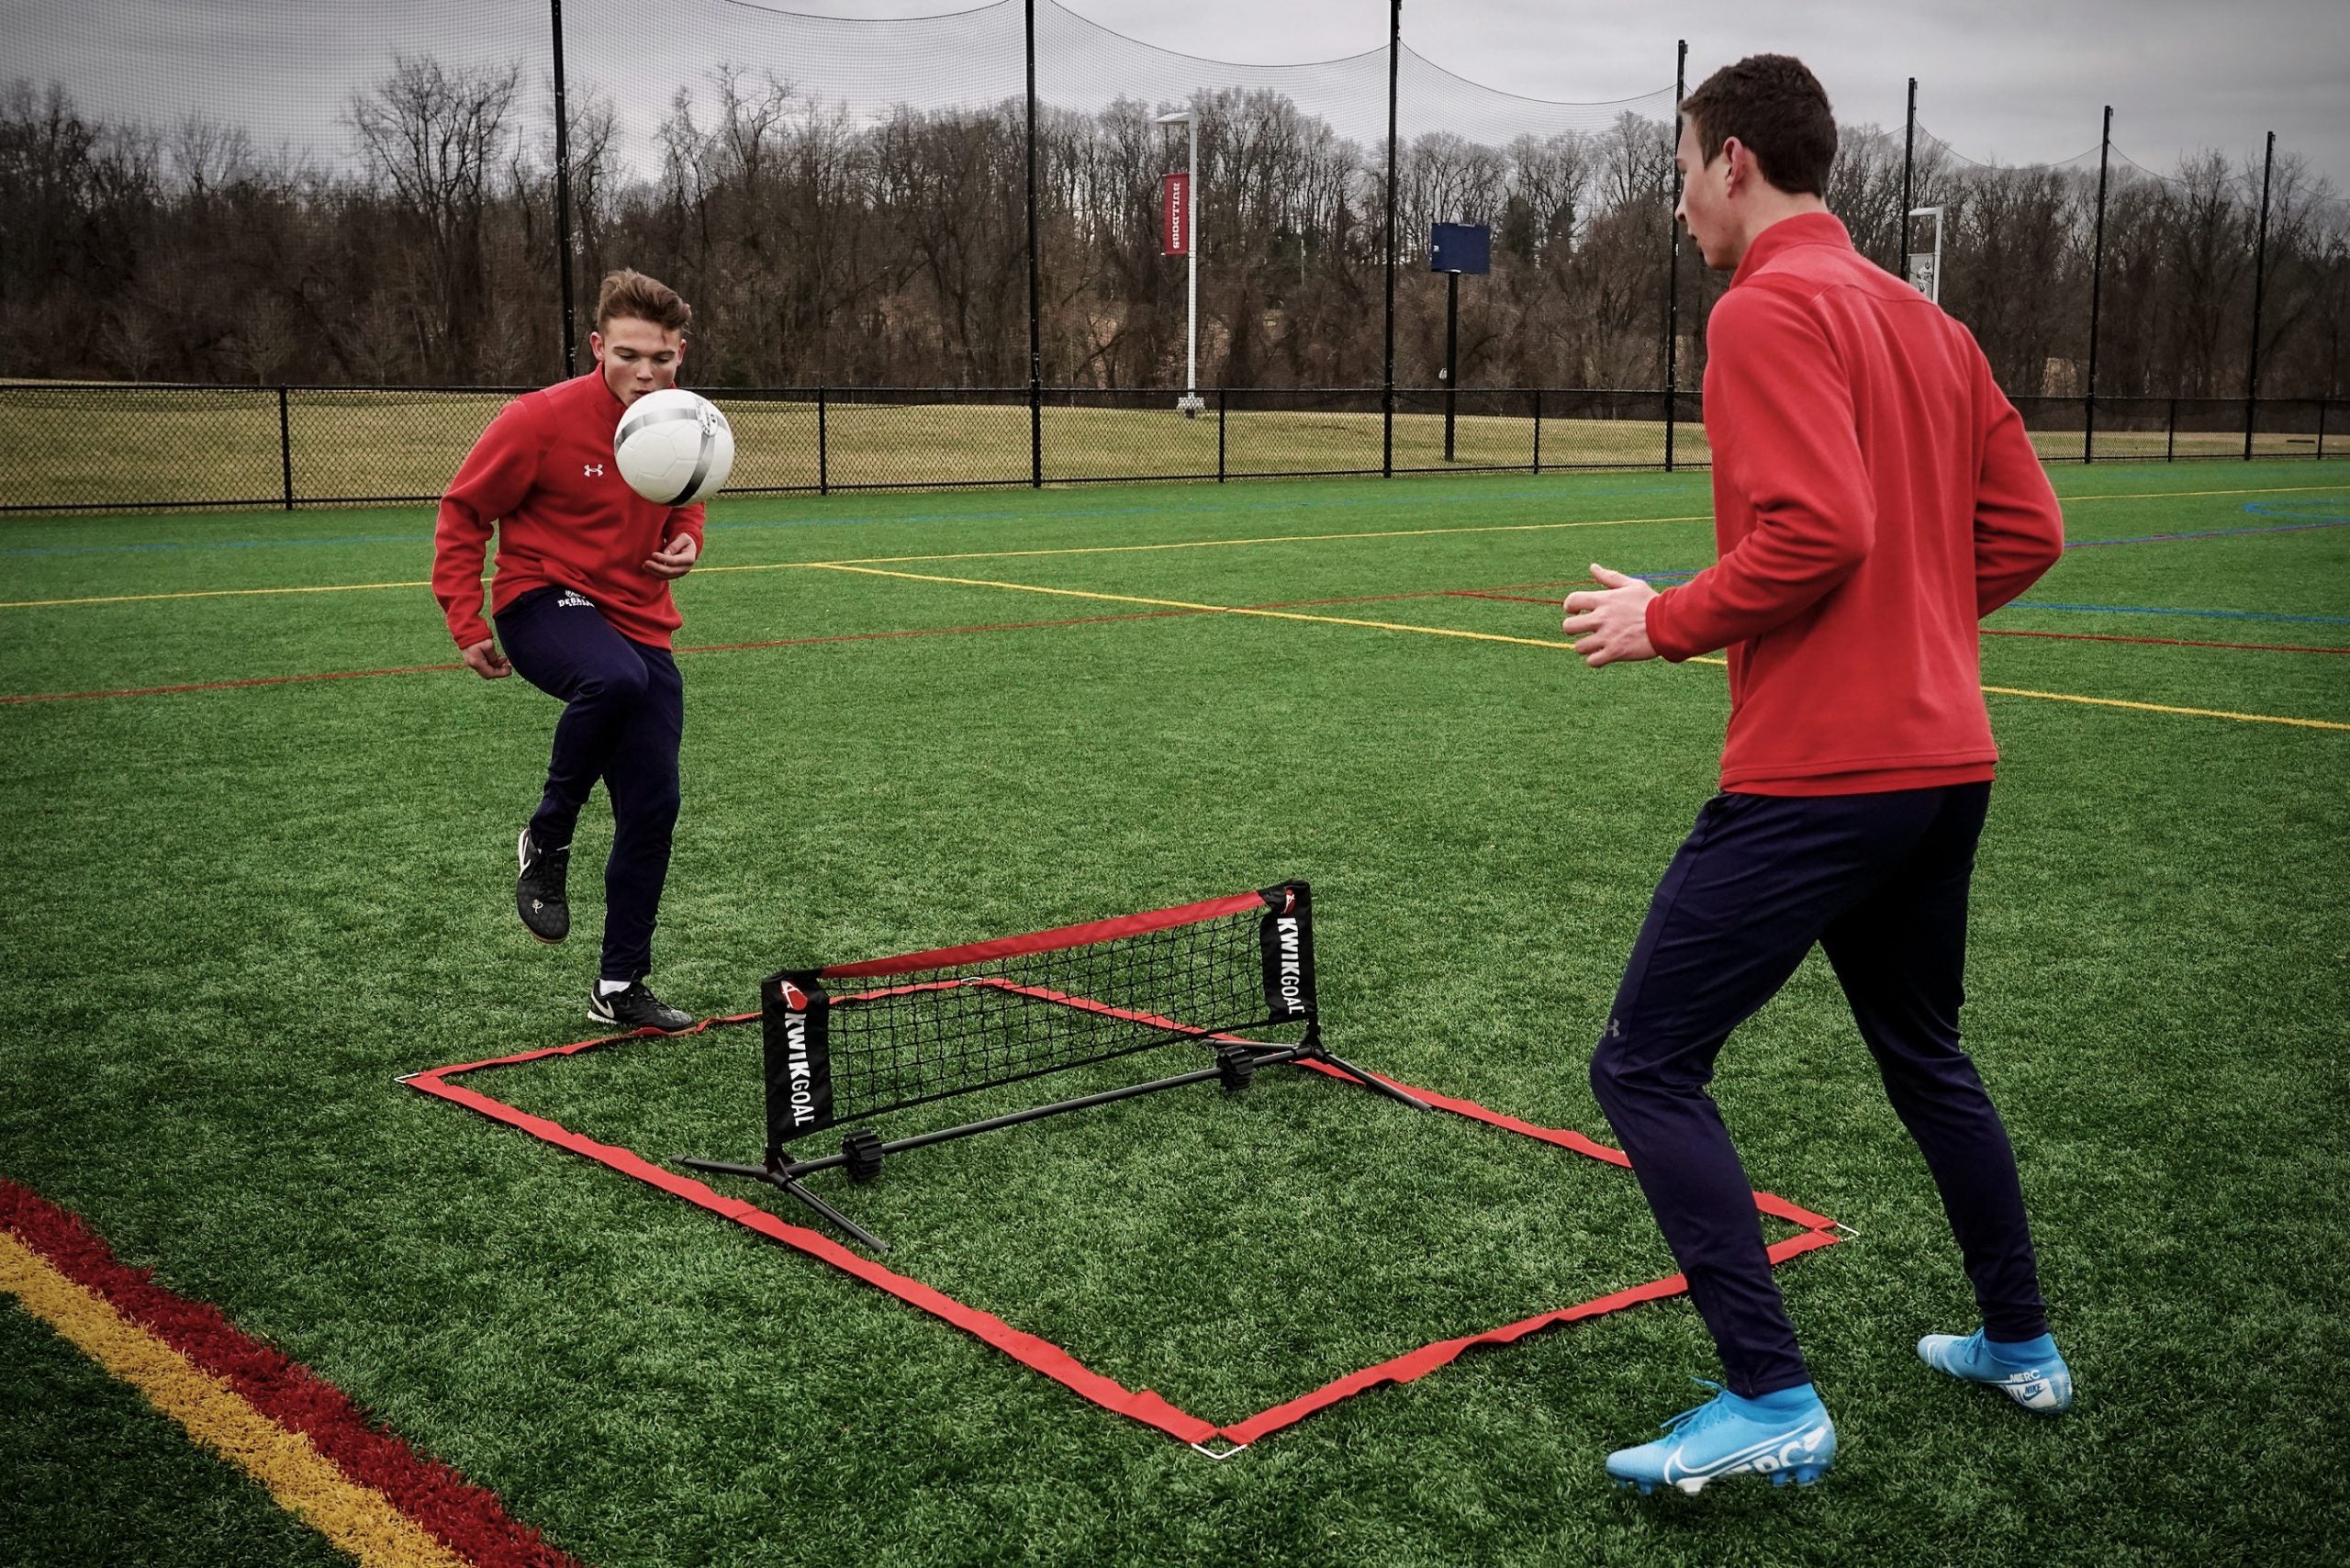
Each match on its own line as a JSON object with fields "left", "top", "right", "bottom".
{"left": 497, "top": 585, "right": 656, "bottom": 943}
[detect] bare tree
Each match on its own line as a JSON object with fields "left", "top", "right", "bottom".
{"left": 348, "top": 54, "right": 523, "bottom": 380}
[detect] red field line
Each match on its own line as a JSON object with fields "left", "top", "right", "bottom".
{"left": 0, "top": 585, "right": 1584, "bottom": 705}
{"left": 15, "top": 575, "right": 2333, "bottom": 708}
{"left": 0, "top": 1177, "right": 580, "bottom": 1568}
{"left": 0, "top": 610, "right": 1204, "bottom": 705}
{"left": 0, "top": 662, "right": 468, "bottom": 704}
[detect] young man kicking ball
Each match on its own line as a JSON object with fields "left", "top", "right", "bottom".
{"left": 1560, "top": 56, "right": 2070, "bottom": 1493}
{"left": 433, "top": 269, "right": 705, "bottom": 1034}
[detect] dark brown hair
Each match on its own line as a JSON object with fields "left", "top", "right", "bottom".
{"left": 595, "top": 269, "right": 691, "bottom": 334}
{"left": 1680, "top": 55, "right": 1838, "bottom": 196}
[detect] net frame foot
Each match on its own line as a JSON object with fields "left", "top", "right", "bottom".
{"left": 1308, "top": 1047, "right": 1432, "bottom": 1113}
{"left": 674, "top": 1155, "right": 893, "bottom": 1253}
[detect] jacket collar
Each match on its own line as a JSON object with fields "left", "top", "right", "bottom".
{"left": 1730, "top": 210, "right": 1854, "bottom": 288}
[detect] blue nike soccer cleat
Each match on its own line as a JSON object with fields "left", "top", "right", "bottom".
{"left": 1917, "top": 1329, "right": 2074, "bottom": 1413}
{"left": 1605, "top": 1381, "right": 1836, "bottom": 1495}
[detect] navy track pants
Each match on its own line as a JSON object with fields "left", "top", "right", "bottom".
{"left": 496, "top": 586, "right": 683, "bottom": 985}
{"left": 1588, "top": 783, "right": 2048, "bottom": 1396}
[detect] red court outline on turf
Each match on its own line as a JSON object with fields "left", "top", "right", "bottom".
{"left": 403, "top": 1019, "right": 1844, "bottom": 1451}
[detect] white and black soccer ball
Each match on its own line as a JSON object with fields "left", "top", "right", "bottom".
{"left": 614, "top": 387, "right": 734, "bottom": 506}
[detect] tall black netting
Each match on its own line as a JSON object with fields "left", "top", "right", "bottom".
{"left": 1908, "top": 124, "right": 2105, "bottom": 403}
{"left": 4, "top": 1, "right": 2343, "bottom": 508}
{"left": 5, "top": 0, "right": 562, "bottom": 384}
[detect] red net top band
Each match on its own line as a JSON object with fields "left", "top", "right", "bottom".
{"left": 819, "top": 889, "right": 1272, "bottom": 980}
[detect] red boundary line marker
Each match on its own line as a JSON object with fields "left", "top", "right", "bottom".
{"left": 402, "top": 1021, "right": 1843, "bottom": 1451}
{"left": 0, "top": 1176, "right": 584, "bottom": 1568}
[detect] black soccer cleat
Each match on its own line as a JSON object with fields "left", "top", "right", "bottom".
{"left": 589, "top": 980, "right": 695, "bottom": 1034}
{"left": 516, "top": 828, "right": 571, "bottom": 944}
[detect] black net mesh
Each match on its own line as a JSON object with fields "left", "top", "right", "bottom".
{"left": 779, "top": 891, "right": 1303, "bottom": 1139}
{"left": 6, "top": 2, "right": 2343, "bottom": 510}
{"left": 1907, "top": 125, "right": 2106, "bottom": 400}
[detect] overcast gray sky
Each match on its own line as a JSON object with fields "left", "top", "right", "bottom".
{"left": 893, "top": 0, "right": 2350, "bottom": 184}
{"left": 9, "top": 0, "right": 2345, "bottom": 188}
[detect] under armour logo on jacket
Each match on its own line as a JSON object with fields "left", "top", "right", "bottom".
{"left": 584, "top": 463, "right": 604, "bottom": 477}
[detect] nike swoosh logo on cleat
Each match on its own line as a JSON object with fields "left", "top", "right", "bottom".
{"left": 1661, "top": 1424, "right": 1830, "bottom": 1484}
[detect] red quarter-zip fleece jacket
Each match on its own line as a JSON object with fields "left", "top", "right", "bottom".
{"left": 1645, "top": 212, "right": 2065, "bottom": 794}
{"left": 433, "top": 370, "right": 707, "bottom": 651}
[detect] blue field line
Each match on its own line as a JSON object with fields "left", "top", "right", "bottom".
{"left": 0, "top": 476, "right": 1706, "bottom": 559}
{"left": 2065, "top": 513, "right": 2350, "bottom": 549}
{"left": 2242, "top": 499, "right": 2350, "bottom": 521}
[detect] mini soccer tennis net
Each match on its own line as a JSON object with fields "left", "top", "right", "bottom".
{"left": 680, "top": 880, "right": 1425, "bottom": 1249}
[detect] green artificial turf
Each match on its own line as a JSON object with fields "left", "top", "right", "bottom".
{"left": 2, "top": 460, "right": 2346, "bottom": 1565}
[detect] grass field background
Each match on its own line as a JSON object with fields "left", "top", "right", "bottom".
{"left": 3, "top": 461, "right": 2347, "bottom": 1564}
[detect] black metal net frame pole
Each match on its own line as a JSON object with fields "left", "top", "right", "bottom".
{"left": 2086, "top": 106, "right": 2110, "bottom": 465}
{"left": 679, "top": 1039, "right": 1337, "bottom": 1253}
{"left": 2244, "top": 129, "right": 2275, "bottom": 461}
{"left": 1662, "top": 39, "right": 1685, "bottom": 473}
{"left": 549, "top": 0, "right": 577, "bottom": 377}
{"left": 1026, "top": 0, "right": 1044, "bottom": 489}
{"left": 1382, "top": 0, "right": 1400, "bottom": 479}
{"left": 1897, "top": 79, "right": 1916, "bottom": 279}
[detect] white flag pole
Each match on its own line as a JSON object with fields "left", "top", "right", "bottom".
{"left": 1158, "top": 108, "right": 1205, "bottom": 416}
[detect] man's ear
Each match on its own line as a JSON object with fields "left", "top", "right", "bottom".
{"left": 1719, "top": 136, "right": 1747, "bottom": 193}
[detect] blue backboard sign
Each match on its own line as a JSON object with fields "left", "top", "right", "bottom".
{"left": 1429, "top": 222, "right": 1491, "bottom": 274}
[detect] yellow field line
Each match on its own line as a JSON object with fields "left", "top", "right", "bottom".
{"left": 1981, "top": 684, "right": 2350, "bottom": 731}
{"left": 708, "top": 510, "right": 1717, "bottom": 573}
{"left": 0, "top": 578, "right": 432, "bottom": 610}
{"left": 820, "top": 564, "right": 2344, "bottom": 733}
{"left": 0, "top": 511, "right": 1712, "bottom": 610}
{"left": 0, "top": 1230, "right": 469, "bottom": 1568}
{"left": 811, "top": 564, "right": 1586, "bottom": 650}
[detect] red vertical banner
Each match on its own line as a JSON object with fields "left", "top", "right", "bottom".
{"left": 1161, "top": 173, "right": 1191, "bottom": 256}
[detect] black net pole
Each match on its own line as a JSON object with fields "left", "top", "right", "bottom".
{"left": 1897, "top": 79, "right": 1917, "bottom": 279}
{"left": 1382, "top": 0, "right": 1400, "bottom": 479}
{"left": 2086, "top": 105, "right": 2110, "bottom": 464}
{"left": 277, "top": 390, "right": 294, "bottom": 512}
{"left": 1443, "top": 272, "right": 1459, "bottom": 460}
{"left": 2245, "top": 129, "right": 2275, "bottom": 461}
{"left": 1663, "top": 39, "right": 1685, "bottom": 473}
{"left": 1025, "top": 0, "right": 1043, "bottom": 489}
{"left": 550, "top": 0, "right": 577, "bottom": 377}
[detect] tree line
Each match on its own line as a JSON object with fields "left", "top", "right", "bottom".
{"left": 3, "top": 59, "right": 2343, "bottom": 401}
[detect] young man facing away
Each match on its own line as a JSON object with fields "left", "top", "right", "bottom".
{"left": 433, "top": 269, "right": 705, "bottom": 1034}
{"left": 1559, "top": 56, "right": 2070, "bottom": 1494}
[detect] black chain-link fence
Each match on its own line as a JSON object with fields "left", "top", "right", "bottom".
{"left": 4, "top": 381, "right": 2338, "bottom": 513}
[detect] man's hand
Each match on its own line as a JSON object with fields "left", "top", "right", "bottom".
{"left": 643, "top": 533, "right": 699, "bottom": 579}
{"left": 462, "top": 638, "right": 511, "bottom": 679}
{"left": 1561, "top": 564, "right": 1660, "bottom": 667}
